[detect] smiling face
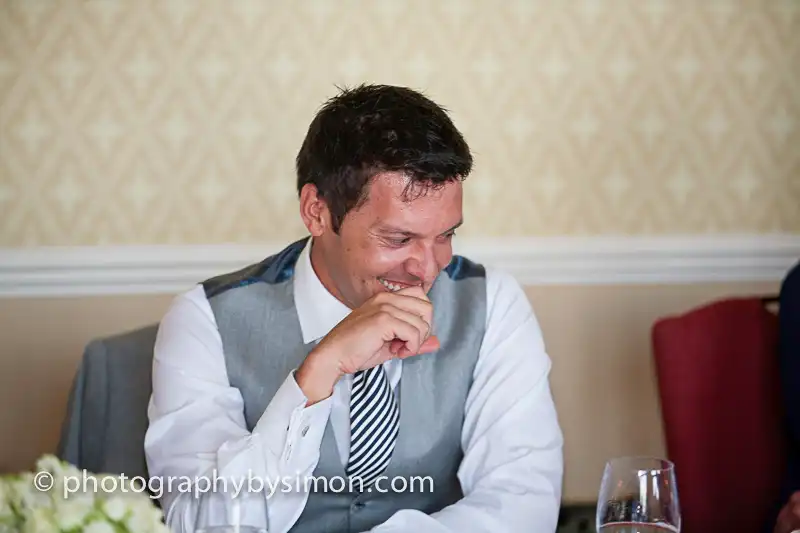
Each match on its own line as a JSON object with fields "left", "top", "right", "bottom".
{"left": 301, "top": 171, "right": 463, "bottom": 309}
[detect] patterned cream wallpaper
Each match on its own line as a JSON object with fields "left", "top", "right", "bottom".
{"left": 0, "top": 0, "right": 798, "bottom": 246}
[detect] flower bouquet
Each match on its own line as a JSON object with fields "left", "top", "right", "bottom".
{"left": 0, "top": 455, "right": 170, "bottom": 533}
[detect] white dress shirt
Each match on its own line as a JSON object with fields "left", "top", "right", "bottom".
{"left": 144, "top": 239, "right": 564, "bottom": 533}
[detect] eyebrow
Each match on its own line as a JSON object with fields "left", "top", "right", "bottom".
{"left": 374, "top": 219, "right": 463, "bottom": 238}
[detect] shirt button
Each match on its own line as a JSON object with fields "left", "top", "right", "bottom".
{"left": 353, "top": 502, "right": 365, "bottom": 511}
{"left": 301, "top": 426, "right": 309, "bottom": 437}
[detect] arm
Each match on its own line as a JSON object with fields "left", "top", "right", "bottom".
{"left": 144, "top": 285, "right": 333, "bottom": 533}
{"left": 367, "top": 269, "right": 564, "bottom": 532}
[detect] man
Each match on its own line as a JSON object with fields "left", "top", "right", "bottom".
{"left": 774, "top": 261, "right": 800, "bottom": 533}
{"left": 144, "top": 84, "right": 564, "bottom": 533}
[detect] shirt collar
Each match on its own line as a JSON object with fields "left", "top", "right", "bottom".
{"left": 293, "top": 237, "right": 353, "bottom": 344}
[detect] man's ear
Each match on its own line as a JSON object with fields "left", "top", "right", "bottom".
{"left": 299, "top": 184, "right": 330, "bottom": 236}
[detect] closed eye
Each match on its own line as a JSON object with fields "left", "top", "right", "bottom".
{"left": 382, "top": 229, "right": 457, "bottom": 247}
{"left": 385, "top": 236, "right": 411, "bottom": 246}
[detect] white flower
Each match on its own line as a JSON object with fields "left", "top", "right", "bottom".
{"left": 35, "top": 455, "right": 65, "bottom": 477}
{"left": 0, "top": 481, "right": 14, "bottom": 520}
{"left": 102, "top": 496, "right": 129, "bottom": 521}
{"left": 84, "top": 520, "right": 116, "bottom": 533}
{"left": 125, "top": 498, "right": 168, "bottom": 533}
{"left": 53, "top": 496, "right": 94, "bottom": 530}
{"left": 6, "top": 474, "right": 45, "bottom": 512}
{"left": 1, "top": 455, "right": 170, "bottom": 533}
{"left": 21, "top": 507, "right": 55, "bottom": 533}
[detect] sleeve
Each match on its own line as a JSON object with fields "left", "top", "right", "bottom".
{"left": 364, "top": 268, "right": 564, "bottom": 532}
{"left": 144, "top": 285, "right": 334, "bottom": 533}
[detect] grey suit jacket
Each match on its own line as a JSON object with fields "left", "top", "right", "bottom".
{"left": 57, "top": 324, "right": 158, "bottom": 482}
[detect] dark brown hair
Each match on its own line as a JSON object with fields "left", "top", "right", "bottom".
{"left": 296, "top": 84, "right": 473, "bottom": 232}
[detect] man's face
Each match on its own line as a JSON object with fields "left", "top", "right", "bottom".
{"left": 312, "top": 172, "right": 463, "bottom": 309}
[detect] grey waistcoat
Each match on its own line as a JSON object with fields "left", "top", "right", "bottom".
{"left": 201, "top": 237, "right": 486, "bottom": 533}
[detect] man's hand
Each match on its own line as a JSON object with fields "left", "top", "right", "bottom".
{"left": 295, "top": 286, "right": 440, "bottom": 404}
{"left": 775, "top": 491, "right": 800, "bottom": 533}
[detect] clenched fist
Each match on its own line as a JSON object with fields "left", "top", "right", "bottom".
{"left": 296, "top": 286, "right": 439, "bottom": 404}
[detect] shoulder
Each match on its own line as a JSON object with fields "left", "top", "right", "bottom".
{"left": 202, "top": 238, "right": 308, "bottom": 300}
{"left": 442, "top": 254, "right": 539, "bottom": 333}
{"left": 467, "top": 264, "right": 553, "bottom": 390}
{"left": 441, "top": 254, "right": 487, "bottom": 281}
{"left": 484, "top": 266, "right": 538, "bottom": 332}
{"left": 154, "top": 284, "right": 221, "bottom": 360}
{"left": 161, "top": 283, "right": 216, "bottom": 327}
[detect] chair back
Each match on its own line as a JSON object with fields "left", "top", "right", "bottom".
{"left": 652, "top": 297, "right": 786, "bottom": 533}
{"left": 57, "top": 324, "right": 159, "bottom": 481}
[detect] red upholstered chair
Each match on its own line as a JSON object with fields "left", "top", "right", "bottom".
{"left": 652, "top": 297, "right": 786, "bottom": 533}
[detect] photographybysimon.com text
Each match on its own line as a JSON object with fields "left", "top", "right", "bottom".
{"left": 33, "top": 469, "right": 435, "bottom": 500}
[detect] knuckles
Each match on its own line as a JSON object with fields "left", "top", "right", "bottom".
{"left": 375, "top": 309, "right": 394, "bottom": 326}
{"left": 377, "top": 302, "right": 395, "bottom": 315}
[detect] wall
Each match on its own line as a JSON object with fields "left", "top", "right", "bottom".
{"left": 0, "top": 280, "right": 783, "bottom": 502}
{"left": 1, "top": 0, "right": 798, "bottom": 505}
{"left": 1, "top": 0, "right": 798, "bottom": 246}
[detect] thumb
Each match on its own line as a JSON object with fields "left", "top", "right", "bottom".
{"left": 395, "top": 335, "right": 440, "bottom": 358}
{"left": 418, "top": 335, "right": 440, "bottom": 353}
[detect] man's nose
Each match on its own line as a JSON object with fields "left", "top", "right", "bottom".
{"left": 406, "top": 242, "right": 439, "bottom": 283}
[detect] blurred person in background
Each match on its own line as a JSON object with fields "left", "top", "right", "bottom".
{"left": 774, "top": 261, "right": 800, "bottom": 533}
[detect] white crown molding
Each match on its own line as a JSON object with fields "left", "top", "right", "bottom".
{"left": 1, "top": 234, "right": 798, "bottom": 297}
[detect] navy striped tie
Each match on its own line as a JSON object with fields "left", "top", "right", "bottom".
{"left": 345, "top": 364, "right": 400, "bottom": 488}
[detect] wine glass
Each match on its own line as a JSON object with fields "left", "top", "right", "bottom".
{"left": 194, "top": 485, "right": 269, "bottom": 533}
{"left": 596, "top": 456, "right": 681, "bottom": 533}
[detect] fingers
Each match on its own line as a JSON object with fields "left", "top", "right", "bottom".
{"left": 375, "top": 309, "right": 428, "bottom": 355}
{"left": 361, "top": 335, "right": 432, "bottom": 370}
{"left": 374, "top": 290, "right": 433, "bottom": 329}
{"left": 389, "top": 338, "right": 405, "bottom": 354}
{"left": 395, "top": 335, "right": 440, "bottom": 358}
{"left": 342, "top": 286, "right": 437, "bottom": 372}
{"left": 366, "top": 336, "right": 438, "bottom": 367}
{"left": 376, "top": 303, "right": 431, "bottom": 341}
{"left": 419, "top": 335, "right": 440, "bottom": 353}
{"left": 359, "top": 344, "right": 396, "bottom": 370}
{"left": 353, "top": 315, "right": 440, "bottom": 373}
{"left": 394, "top": 285, "right": 428, "bottom": 300}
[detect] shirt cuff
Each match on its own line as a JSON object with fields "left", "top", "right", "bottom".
{"left": 252, "top": 369, "right": 333, "bottom": 471}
